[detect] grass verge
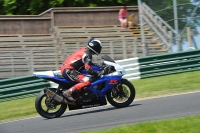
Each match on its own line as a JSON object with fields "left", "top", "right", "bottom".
{"left": 132, "top": 71, "right": 200, "bottom": 99}
{"left": 0, "top": 97, "right": 38, "bottom": 122}
{"left": 83, "top": 114, "right": 200, "bottom": 133}
{"left": 0, "top": 70, "right": 200, "bottom": 123}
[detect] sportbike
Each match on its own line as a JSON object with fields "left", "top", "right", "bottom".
{"left": 35, "top": 55, "right": 136, "bottom": 119}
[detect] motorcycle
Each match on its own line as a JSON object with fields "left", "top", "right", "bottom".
{"left": 35, "top": 55, "right": 136, "bottom": 119}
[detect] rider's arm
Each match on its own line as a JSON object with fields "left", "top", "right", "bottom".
{"left": 82, "top": 53, "right": 100, "bottom": 77}
{"left": 119, "top": 9, "right": 122, "bottom": 16}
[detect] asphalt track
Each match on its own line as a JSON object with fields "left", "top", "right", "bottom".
{"left": 1, "top": 92, "right": 200, "bottom": 133}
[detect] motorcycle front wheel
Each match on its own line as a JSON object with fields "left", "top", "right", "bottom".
{"left": 35, "top": 90, "right": 67, "bottom": 119}
{"left": 107, "top": 79, "right": 135, "bottom": 108}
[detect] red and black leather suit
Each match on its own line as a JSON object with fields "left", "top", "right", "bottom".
{"left": 60, "top": 47, "right": 100, "bottom": 92}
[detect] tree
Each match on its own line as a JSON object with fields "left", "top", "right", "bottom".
{"left": 0, "top": 0, "right": 138, "bottom": 15}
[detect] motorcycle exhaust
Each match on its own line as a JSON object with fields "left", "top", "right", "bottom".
{"left": 44, "top": 88, "right": 75, "bottom": 105}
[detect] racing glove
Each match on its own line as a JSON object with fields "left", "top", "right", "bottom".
{"left": 87, "top": 66, "right": 109, "bottom": 83}
{"left": 99, "top": 66, "right": 110, "bottom": 76}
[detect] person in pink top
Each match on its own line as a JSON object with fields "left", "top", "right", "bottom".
{"left": 118, "top": 6, "right": 128, "bottom": 29}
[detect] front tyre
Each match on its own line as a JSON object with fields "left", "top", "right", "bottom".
{"left": 107, "top": 79, "right": 135, "bottom": 108}
{"left": 35, "top": 90, "right": 67, "bottom": 119}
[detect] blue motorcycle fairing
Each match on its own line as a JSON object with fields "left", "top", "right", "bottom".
{"left": 89, "top": 75, "right": 122, "bottom": 96}
{"left": 36, "top": 71, "right": 122, "bottom": 94}
{"left": 80, "top": 65, "right": 101, "bottom": 75}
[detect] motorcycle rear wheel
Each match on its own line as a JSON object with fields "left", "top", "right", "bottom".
{"left": 107, "top": 79, "right": 135, "bottom": 108}
{"left": 35, "top": 90, "right": 67, "bottom": 119}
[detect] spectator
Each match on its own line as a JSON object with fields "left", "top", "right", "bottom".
{"left": 118, "top": 6, "right": 128, "bottom": 29}
{"left": 127, "top": 14, "right": 134, "bottom": 28}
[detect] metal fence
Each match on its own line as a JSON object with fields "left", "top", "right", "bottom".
{"left": 138, "top": 0, "right": 200, "bottom": 53}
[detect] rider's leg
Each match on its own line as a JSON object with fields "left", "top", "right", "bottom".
{"left": 63, "top": 71, "right": 90, "bottom": 102}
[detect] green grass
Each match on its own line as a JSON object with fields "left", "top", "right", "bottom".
{"left": 132, "top": 71, "right": 200, "bottom": 99}
{"left": 0, "top": 71, "right": 200, "bottom": 123}
{"left": 83, "top": 114, "right": 200, "bottom": 133}
{"left": 0, "top": 97, "right": 38, "bottom": 122}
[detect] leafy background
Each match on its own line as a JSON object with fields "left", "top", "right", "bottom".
{"left": 0, "top": 0, "right": 138, "bottom": 15}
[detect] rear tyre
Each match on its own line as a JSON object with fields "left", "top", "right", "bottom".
{"left": 107, "top": 79, "right": 135, "bottom": 108}
{"left": 35, "top": 90, "right": 67, "bottom": 119}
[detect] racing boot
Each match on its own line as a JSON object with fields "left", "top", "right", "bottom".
{"left": 63, "top": 87, "right": 76, "bottom": 102}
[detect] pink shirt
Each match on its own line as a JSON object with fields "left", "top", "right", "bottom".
{"left": 119, "top": 9, "right": 127, "bottom": 19}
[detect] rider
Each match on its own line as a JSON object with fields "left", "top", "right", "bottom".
{"left": 60, "top": 38, "right": 108, "bottom": 102}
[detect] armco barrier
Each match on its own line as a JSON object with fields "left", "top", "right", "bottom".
{"left": 117, "top": 49, "right": 200, "bottom": 80}
{"left": 0, "top": 75, "right": 50, "bottom": 102}
{"left": 0, "top": 49, "right": 200, "bottom": 102}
